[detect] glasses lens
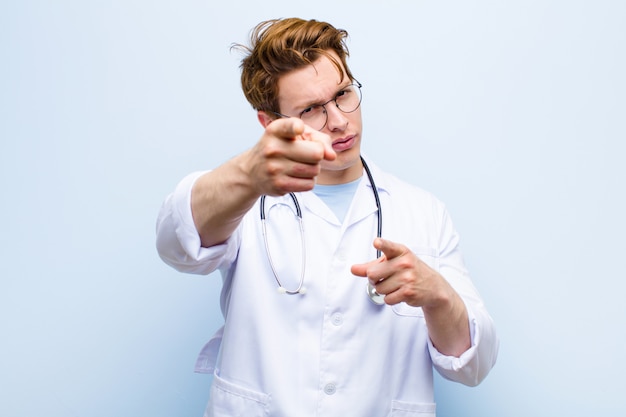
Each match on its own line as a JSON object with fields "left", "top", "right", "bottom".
{"left": 336, "top": 84, "right": 362, "bottom": 113}
{"left": 300, "top": 106, "right": 327, "bottom": 131}
{"left": 299, "top": 83, "right": 363, "bottom": 131}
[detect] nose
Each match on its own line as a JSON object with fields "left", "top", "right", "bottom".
{"left": 324, "top": 103, "right": 348, "bottom": 131}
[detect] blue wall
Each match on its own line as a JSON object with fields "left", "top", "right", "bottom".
{"left": 1, "top": 1, "right": 625, "bottom": 416}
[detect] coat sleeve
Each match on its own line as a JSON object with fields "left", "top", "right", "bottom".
{"left": 428, "top": 204, "right": 499, "bottom": 386}
{"left": 155, "top": 170, "right": 240, "bottom": 275}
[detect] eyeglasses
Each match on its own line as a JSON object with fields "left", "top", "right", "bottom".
{"left": 273, "top": 80, "right": 362, "bottom": 131}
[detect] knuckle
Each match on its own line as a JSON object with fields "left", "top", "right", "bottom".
{"left": 262, "top": 141, "right": 282, "bottom": 158}
{"left": 265, "top": 160, "right": 282, "bottom": 177}
{"left": 396, "top": 257, "right": 413, "bottom": 270}
{"left": 292, "top": 162, "right": 320, "bottom": 178}
{"left": 400, "top": 286, "right": 418, "bottom": 302}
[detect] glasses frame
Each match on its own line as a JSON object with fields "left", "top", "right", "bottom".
{"left": 272, "top": 80, "right": 363, "bottom": 131}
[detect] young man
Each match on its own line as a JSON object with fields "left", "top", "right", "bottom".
{"left": 156, "top": 18, "right": 498, "bottom": 417}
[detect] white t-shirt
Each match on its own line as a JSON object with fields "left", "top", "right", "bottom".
{"left": 312, "top": 177, "right": 361, "bottom": 223}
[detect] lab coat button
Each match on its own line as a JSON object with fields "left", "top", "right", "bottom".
{"left": 324, "top": 383, "right": 337, "bottom": 395}
{"left": 331, "top": 313, "right": 343, "bottom": 326}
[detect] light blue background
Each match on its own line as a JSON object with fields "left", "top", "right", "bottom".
{"left": 1, "top": 1, "right": 625, "bottom": 416}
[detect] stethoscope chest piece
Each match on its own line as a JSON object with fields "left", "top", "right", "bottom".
{"left": 367, "top": 282, "right": 386, "bottom": 305}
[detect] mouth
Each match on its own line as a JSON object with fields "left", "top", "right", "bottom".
{"left": 332, "top": 134, "right": 356, "bottom": 152}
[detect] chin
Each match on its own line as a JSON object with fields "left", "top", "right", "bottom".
{"left": 320, "top": 150, "right": 363, "bottom": 183}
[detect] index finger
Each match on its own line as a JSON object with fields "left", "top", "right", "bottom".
{"left": 350, "top": 254, "right": 385, "bottom": 277}
{"left": 267, "top": 117, "right": 306, "bottom": 140}
{"left": 267, "top": 118, "right": 336, "bottom": 162}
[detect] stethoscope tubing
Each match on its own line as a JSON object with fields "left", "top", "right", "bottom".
{"left": 260, "top": 156, "right": 384, "bottom": 304}
{"left": 260, "top": 193, "right": 306, "bottom": 294}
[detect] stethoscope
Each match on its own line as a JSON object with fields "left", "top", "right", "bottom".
{"left": 260, "top": 156, "right": 386, "bottom": 305}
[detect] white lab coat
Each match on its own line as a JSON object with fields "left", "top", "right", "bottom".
{"left": 156, "top": 160, "right": 498, "bottom": 417}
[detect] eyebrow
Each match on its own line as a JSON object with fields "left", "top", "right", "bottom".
{"left": 298, "top": 82, "right": 353, "bottom": 111}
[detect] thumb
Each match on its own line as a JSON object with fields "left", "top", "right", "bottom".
{"left": 374, "top": 238, "right": 407, "bottom": 261}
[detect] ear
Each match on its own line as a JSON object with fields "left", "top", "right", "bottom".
{"left": 257, "top": 111, "right": 274, "bottom": 128}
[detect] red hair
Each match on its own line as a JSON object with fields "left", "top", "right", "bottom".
{"left": 235, "top": 18, "right": 354, "bottom": 114}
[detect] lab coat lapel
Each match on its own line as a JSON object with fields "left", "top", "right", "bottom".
{"left": 343, "top": 177, "right": 379, "bottom": 230}
{"left": 298, "top": 190, "right": 341, "bottom": 225}
{"left": 296, "top": 158, "right": 389, "bottom": 227}
{"left": 344, "top": 159, "right": 390, "bottom": 231}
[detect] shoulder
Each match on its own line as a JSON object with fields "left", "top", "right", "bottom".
{"left": 368, "top": 160, "right": 445, "bottom": 211}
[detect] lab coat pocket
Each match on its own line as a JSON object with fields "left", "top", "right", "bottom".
{"left": 205, "top": 373, "right": 270, "bottom": 417}
{"left": 412, "top": 247, "right": 439, "bottom": 270}
{"left": 391, "top": 303, "right": 425, "bottom": 317}
{"left": 389, "top": 399, "right": 436, "bottom": 417}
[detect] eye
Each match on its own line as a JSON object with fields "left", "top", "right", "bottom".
{"left": 300, "top": 106, "right": 315, "bottom": 115}
{"left": 300, "top": 104, "right": 325, "bottom": 117}
{"left": 335, "top": 87, "right": 354, "bottom": 103}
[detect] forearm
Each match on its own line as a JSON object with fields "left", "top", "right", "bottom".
{"left": 423, "top": 290, "right": 471, "bottom": 358}
{"left": 191, "top": 152, "right": 260, "bottom": 248}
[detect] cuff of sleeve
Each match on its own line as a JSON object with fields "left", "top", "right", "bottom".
{"left": 172, "top": 171, "right": 208, "bottom": 260}
{"left": 428, "top": 308, "right": 479, "bottom": 373}
{"left": 169, "top": 171, "right": 239, "bottom": 273}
